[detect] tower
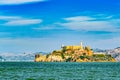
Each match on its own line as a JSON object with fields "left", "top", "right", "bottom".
{"left": 61, "top": 44, "right": 65, "bottom": 48}
{"left": 80, "top": 41, "right": 83, "bottom": 50}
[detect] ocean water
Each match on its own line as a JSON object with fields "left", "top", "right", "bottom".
{"left": 0, "top": 62, "right": 120, "bottom": 80}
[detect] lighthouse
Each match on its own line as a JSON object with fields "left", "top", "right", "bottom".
{"left": 80, "top": 41, "right": 83, "bottom": 50}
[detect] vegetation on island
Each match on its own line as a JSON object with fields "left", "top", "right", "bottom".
{"left": 35, "top": 42, "right": 116, "bottom": 62}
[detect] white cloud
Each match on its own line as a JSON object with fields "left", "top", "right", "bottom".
{"left": 4, "top": 19, "right": 42, "bottom": 26}
{"left": 59, "top": 16, "right": 120, "bottom": 32}
{"left": 0, "top": 15, "right": 42, "bottom": 26}
{"left": 60, "top": 21, "right": 116, "bottom": 31}
{"left": 0, "top": 16, "right": 21, "bottom": 20}
{"left": 64, "top": 16, "right": 95, "bottom": 22}
{"left": 106, "top": 16, "right": 113, "bottom": 19}
{"left": 0, "top": 0, "right": 46, "bottom": 5}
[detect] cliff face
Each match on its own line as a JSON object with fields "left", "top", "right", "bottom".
{"left": 35, "top": 53, "right": 116, "bottom": 62}
{"left": 35, "top": 45, "right": 116, "bottom": 62}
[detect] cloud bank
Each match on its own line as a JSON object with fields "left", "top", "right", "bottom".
{"left": 0, "top": 0, "right": 46, "bottom": 5}
{"left": 0, "top": 15, "right": 42, "bottom": 26}
{"left": 58, "top": 16, "right": 120, "bottom": 32}
{"left": 5, "top": 19, "right": 42, "bottom": 26}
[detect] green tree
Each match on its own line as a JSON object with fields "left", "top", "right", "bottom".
{"left": 83, "top": 53, "right": 86, "bottom": 56}
{"left": 46, "top": 54, "right": 50, "bottom": 58}
{"left": 61, "top": 53, "right": 65, "bottom": 59}
{"left": 62, "top": 46, "right": 66, "bottom": 53}
{"left": 85, "top": 46, "right": 91, "bottom": 51}
{"left": 79, "top": 56, "right": 85, "bottom": 59}
{"left": 66, "top": 57, "right": 72, "bottom": 62}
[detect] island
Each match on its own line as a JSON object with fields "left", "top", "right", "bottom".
{"left": 35, "top": 42, "right": 116, "bottom": 62}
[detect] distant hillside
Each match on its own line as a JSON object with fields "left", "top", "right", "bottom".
{"left": 105, "top": 47, "right": 120, "bottom": 61}
{"left": 0, "top": 47, "right": 120, "bottom": 62}
{"left": 0, "top": 53, "right": 35, "bottom": 62}
{"left": 0, "top": 52, "right": 48, "bottom": 62}
{"left": 93, "top": 47, "right": 120, "bottom": 61}
{"left": 93, "top": 48, "right": 106, "bottom": 53}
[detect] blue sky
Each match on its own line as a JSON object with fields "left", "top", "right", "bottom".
{"left": 0, "top": 0, "right": 120, "bottom": 53}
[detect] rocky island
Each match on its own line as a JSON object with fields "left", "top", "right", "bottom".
{"left": 35, "top": 42, "right": 116, "bottom": 62}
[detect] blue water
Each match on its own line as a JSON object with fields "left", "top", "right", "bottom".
{"left": 0, "top": 62, "right": 120, "bottom": 80}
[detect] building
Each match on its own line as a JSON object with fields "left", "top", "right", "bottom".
{"left": 62, "top": 42, "right": 83, "bottom": 51}
{"left": 35, "top": 42, "right": 95, "bottom": 62}
{"left": 61, "top": 42, "right": 93, "bottom": 56}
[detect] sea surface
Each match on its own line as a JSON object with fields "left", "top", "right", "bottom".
{"left": 0, "top": 62, "right": 120, "bottom": 80}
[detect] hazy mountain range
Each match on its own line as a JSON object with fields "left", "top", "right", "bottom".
{"left": 93, "top": 47, "right": 120, "bottom": 61}
{"left": 0, "top": 52, "right": 48, "bottom": 62}
{"left": 0, "top": 52, "right": 35, "bottom": 62}
{"left": 105, "top": 47, "right": 120, "bottom": 61}
{"left": 0, "top": 48, "right": 120, "bottom": 62}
